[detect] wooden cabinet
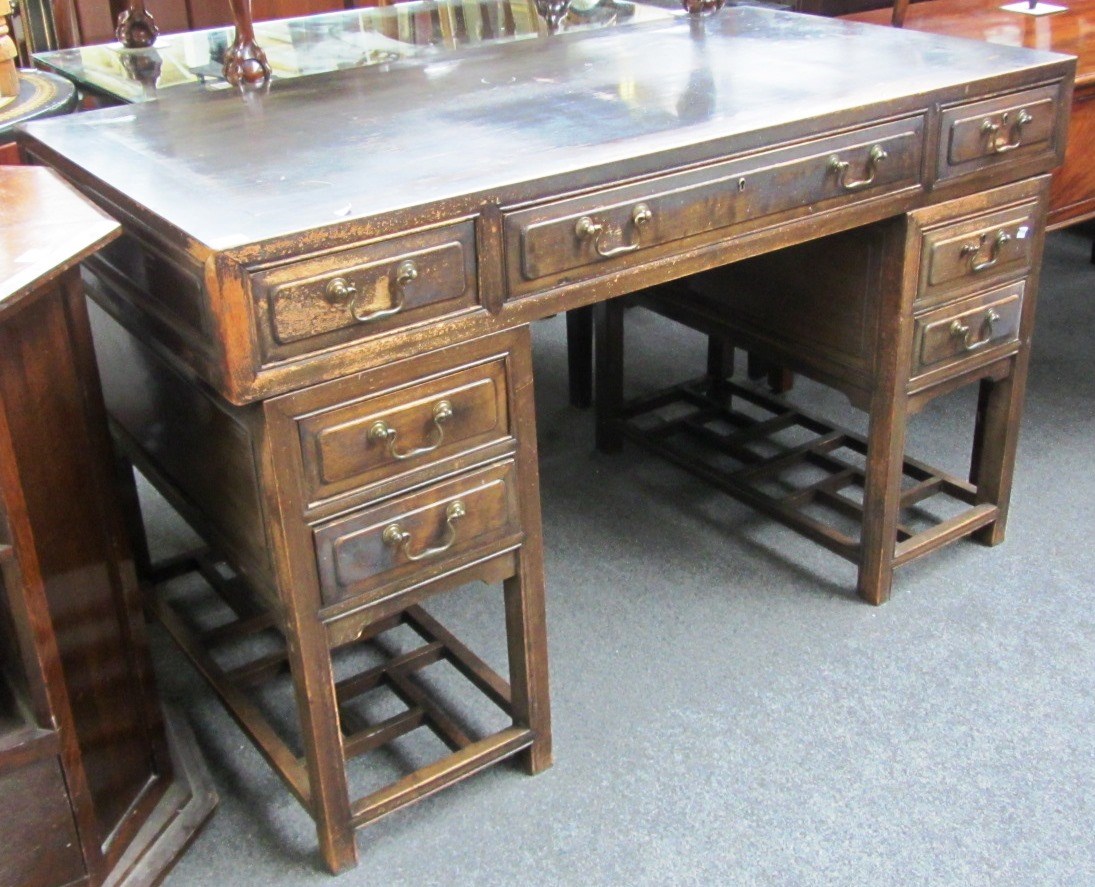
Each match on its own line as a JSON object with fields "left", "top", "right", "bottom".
{"left": 0, "top": 166, "right": 215, "bottom": 887}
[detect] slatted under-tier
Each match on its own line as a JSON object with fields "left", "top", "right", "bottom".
{"left": 147, "top": 550, "right": 532, "bottom": 831}
{"left": 619, "top": 378, "right": 999, "bottom": 569}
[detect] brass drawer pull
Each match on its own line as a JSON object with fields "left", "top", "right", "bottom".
{"left": 960, "top": 230, "right": 1012, "bottom": 273}
{"left": 828, "top": 144, "right": 888, "bottom": 192}
{"left": 368, "top": 399, "right": 453, "bottom": 460}
{"left": 575, "top": 203, "right": 653, "bottom": 259}
{"left": 382, "top": 499, "right": 466, "bottom": 563}
{"left": 950, "top": 308, "right": 1001, "bottom": 352}
{"left": 324, "top": 259, "right": 419, "bottom": 323}
{"left": 980, "top": 109, "right": 1033, "bottom": 155}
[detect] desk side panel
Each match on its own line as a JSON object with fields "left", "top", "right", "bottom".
{"left": 87, "top": 301, "right": 277, "bottom": 602}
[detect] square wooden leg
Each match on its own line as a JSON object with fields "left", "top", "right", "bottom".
{"left": 594, "top": 299, "right": 627, "bottom": 454}
{"left": 505, "top": 547, "right": 553, "bottom": 775}
{"left": 566, "top": 306, "right": 594, "bottom": 409}
{"left": 969, "top": 365, "right": 1027, "bottom": 547}
{"left": 856, "top": 387, "right": 910, "bottom": 606}
{"left": 283, "top": 618, "right": 358, "bottom": 874}
{"left": 706, "top": 336, "right": 734, "bottom": 399}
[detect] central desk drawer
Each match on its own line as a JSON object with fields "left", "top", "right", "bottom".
{"left": 313, "top": 460, "right": 522, "bottom": 608}
{"left": 505, "top": 116, "right": 924, "bottom": 291}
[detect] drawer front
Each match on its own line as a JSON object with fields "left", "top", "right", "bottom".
{"left": 313, "top": 460, "right": 522, "bottom": 608}
{"left": 253, "top": 221, "right": 478, "bottom": 359}
{"left": 506, "top": 116, "right": 924, "bottom": 289}
{"left": 917, "top": 200, "right": 1039, "bottom": 307}
{"left": 911, "top": 282, "right": 1024, "bottom": 380}
{"left": 938, "top": 84, "right": 1062, "bottom": 181}
{"left": 299, "top": 356, "right": 511, "bottom": 506}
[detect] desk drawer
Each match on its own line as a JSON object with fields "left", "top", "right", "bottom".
{"left": 505, "top": 116, "right": 924, "bottom": 290}
{"left": 298, "top": 356, "right": 512, "bottom": 506}
{"left": 917, "top": 200, "right": 1039, "bottom": 308}
{"left": 313, "top": 460, "right": 522, "bottom": 608}
{"left": 938, "top": 84, "right": 1062, "bottom": 181}
{"left": 252, "top": 221, "right": 478, "bottom": 360}
{"left": 911, "top": 282, "right": 1024, "bottom": 381}
{"left": 267, "top": 328, "right": 524, "bottom": 513}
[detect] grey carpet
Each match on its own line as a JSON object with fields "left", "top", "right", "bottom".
{"left": 153, "top": 228, "right": 1095, "bottom": 886}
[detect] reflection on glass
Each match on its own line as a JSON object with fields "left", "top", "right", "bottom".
{"left": 34, "top": 0, "right": 674, "bottom": 103}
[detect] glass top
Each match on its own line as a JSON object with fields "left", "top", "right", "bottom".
{"left": 33, "top": 0, "right": 676, "bottom": 103}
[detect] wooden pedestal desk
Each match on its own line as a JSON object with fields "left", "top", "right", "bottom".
{"left": 0, "top": 167, "right": 215, "bottom": 887}
{"left": 18, "top": 8, "right": 1074, "bottom": 874}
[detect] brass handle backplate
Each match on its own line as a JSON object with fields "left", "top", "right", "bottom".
{"left": 576, "top": 203, "right": 653, "bottom": 259}
{"left": 960, "top": 230, "right": 1012, "bottom": 273}
{"left": 382, "top": 499, "right": 466, "bottom": 563}
{"left": 828, "top": 143, "right": 888, "bottom": 192}
{"left": 368, "top": 399, "right": 453, "bottom": 461}
{"left": 980, "top": 109, "right": 1033, "bottom": 155}
{"left": 324, "top": 258, "right": 419, "bottom": 323}
{"left": 950, "top": 308, "right": 1001, "bottom": 352}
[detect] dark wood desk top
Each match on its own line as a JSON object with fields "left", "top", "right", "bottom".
{"left": 846, "top": 0, "right": 1095, "bottom": 87}
{"left": 20, "top": 8, "right": 1071, "bottom": 252}
{"left": 0, "top": 166, "right": 119, "bottom": 316}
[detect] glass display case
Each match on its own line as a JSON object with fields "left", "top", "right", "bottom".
{"left": 34, "top": 0, "right": 674, "bottom": 103}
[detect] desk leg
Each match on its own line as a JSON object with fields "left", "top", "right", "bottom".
{"left": 969, "top": 364, "right": 1027, "bottom": 547}
{"left": 594, "top": 299, "right": 625, "bottom": 453}
{"left": 505, "top": 549, "right": 553, "bottom": 774}
{"left": 858, "top": 390, "right": 909, "bottom": 605}
{"left": 857, "top": 227, "right": 915, "bottom": 606}
{"left": 284, "top": 617, "right": 358, "bottom": 873}
{"left": 707, "top": 336, "right": 734, "bottom": 399}
{"left": 566, "top": 306, "right": 594, "bottom": 409}
{"left": 508, "top": 324, "right": 552, "bottom": 772}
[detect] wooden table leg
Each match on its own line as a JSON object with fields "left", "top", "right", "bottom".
{"left": 969, "top": 366, "right": 1027, "bottom": 547}
{"left": 594, "top": 299, "right": 625, "bottom": 453}
{"left": 284, "top": 617, "right": 357, "bottom": 873}
{"left": 505, "top": 549, "right": 553, "bottom": 774}
{"left": 114, "top": 0, "right": 158, "bottom": 48}
{"left": 566, "top": 306, "right": 593, "bottom": 409}
{"left": 508, "top": 323, "right": 551, "bottom": 773}
{"left": 223, "top": 0, "right": 271, "bottom": 86}
{"left": 857, "top": 224, "right": 915, "bottom": 606}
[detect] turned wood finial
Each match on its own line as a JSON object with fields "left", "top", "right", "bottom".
{"left": 1, "top": 0, "right": 19, "bottom": 99}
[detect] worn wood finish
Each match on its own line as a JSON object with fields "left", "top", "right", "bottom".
{"left": 16, "top": 9, "right": 1072, "bottom": 870}
{"left": 599, "top": 176, "right": 1051, "bottom": 604}
{"left": 19, "top": 10, "right": 1073, "bottom": 401}
{"left": 0, "top": 166, "right": 215, "bottom": 887}
{"left": 506, "top": 115, "right": 926, "bottom": 288}
{"left": 846, "top": 0, "right": 1095, "bottom": 228}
